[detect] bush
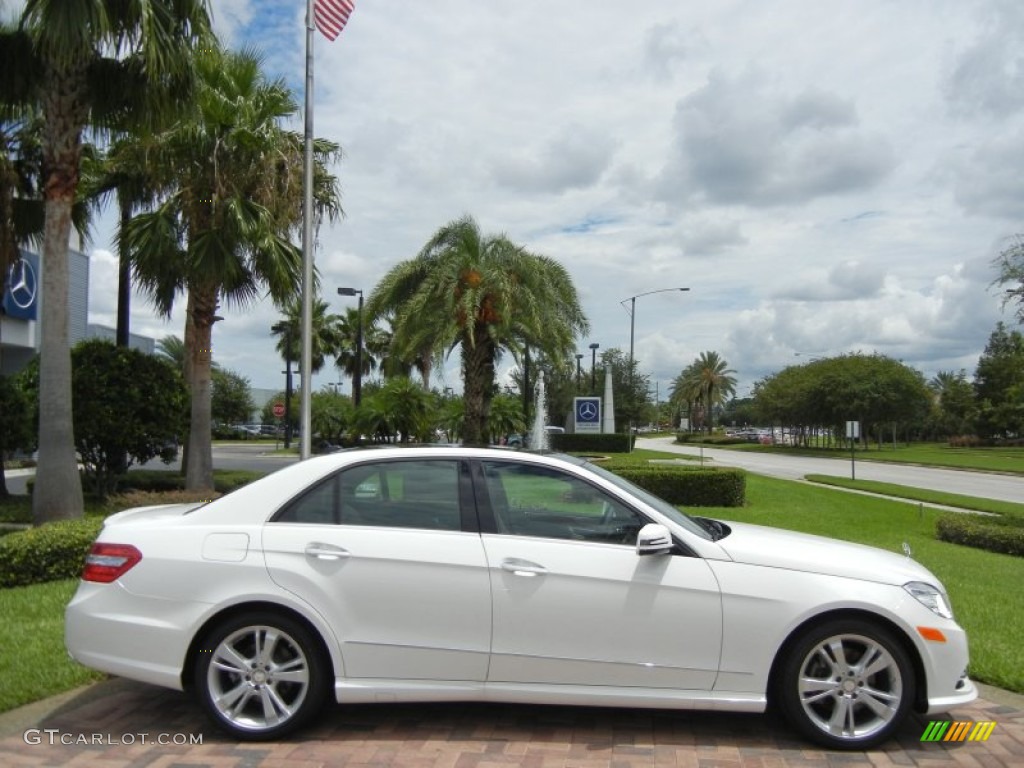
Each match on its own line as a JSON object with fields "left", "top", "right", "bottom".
{"left": 936, "top": 513, "right": 1024, "bottom": 558}
{"left": 117, "top": 469, "right": 263, "bottom": 494}
{"left": 18, "top": 341, "right": 188, "bottom": 498}
{"left": 550, "top": 433, "right": 634, "bottom": 453}
{"left": 605, "top": 464, "right": 747, "bottom": 507}
{"left": 674, "top": 433, "right": 751, "bottom": 446}
{"left": 0, "top": 518, "right": 103, "bottom": 588}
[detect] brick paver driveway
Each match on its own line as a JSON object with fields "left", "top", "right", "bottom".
{"left": 1, "top": 678, "right": 1021, "bottom": 767}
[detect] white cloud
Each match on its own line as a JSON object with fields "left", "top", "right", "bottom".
{"left": 76, "top": 0, "right": 1023, "bottom": 399}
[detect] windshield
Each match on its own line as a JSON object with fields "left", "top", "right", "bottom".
{"left": 557, "top": 454, "right": 715, "bottom": 541}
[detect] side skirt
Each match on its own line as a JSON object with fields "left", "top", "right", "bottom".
{"left": 335, "top": 680, "right": 766, "bottom": 713}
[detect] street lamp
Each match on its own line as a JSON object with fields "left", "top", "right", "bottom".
{"left": 589, "top": 342, "right": 600, "bottom": 391}
{"left": 575, "top": 353, "right": 584, "bottom": 390}
{"left": 621, "top": 287, "right": 690, "bottom": 442}
{"left": 337, "top": 287, "right": 364, "bottom": 407}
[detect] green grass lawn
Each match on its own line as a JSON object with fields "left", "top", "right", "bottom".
{"left": 805, "top": 475, "right": 1024, "bottom": 517}
{"left": 0, "top": 579, "right": 104, "bottom": 712}
{"left": 2, "top": 457, "right": 1021, "bottom": 716}
{"left": 709, "top": 440, "right": 1024, "bottom": 475}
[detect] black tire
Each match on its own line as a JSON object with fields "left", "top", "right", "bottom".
{"left": 194, "top": 611, "right": 329, "bottom": 740}
{"left": 777, "top": 618, "right": 915, "bottom": 750}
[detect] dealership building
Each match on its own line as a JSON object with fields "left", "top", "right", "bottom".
{"left": 1, "top": 248, "right": 154, "bottom": 377}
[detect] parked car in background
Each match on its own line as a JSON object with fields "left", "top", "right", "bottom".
{"left": 66, "top": 447, "right": 974, "bottom": 748}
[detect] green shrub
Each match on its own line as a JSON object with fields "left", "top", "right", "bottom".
{"left": 674, "top": 433, "right": 751, "bottom": 446}
{"left": 936, "top": 513, "right": 1024, "bottom": 558}
{"left": 551, "top": 433, "right": 634, "bottom": 453}
{"left": 117, "top": 469, "right": 263, "bottom": 494}
{"left": 0, "top": 518, "right": 103, "bottom": 588}
{"left": 606, "top": 465, "right": 746, "bottom": 507}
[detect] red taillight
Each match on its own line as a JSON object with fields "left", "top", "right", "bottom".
{"left": 81, "top": 543, "right": 142, "bottom": 583}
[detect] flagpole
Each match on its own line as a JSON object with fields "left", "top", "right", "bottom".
{"left": 300, "top": 0, "right": 316, "bottom": 460}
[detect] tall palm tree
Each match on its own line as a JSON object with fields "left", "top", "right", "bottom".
{"left": 3, "top": 1, "right": 210, "bottom": 522}
{"left": 334, "top": 306, "right": 378, "bottom": 386}
{"left": 123, "top": 45, "right": 341, "bottom": 490}
{"left": 672, "top": 351, "right": 737, "bottom": 433}
{"left": 272, "top": 295, "right": 343, "bottom": 375}
{"left": 367, "top": 215, "right": 589, "bottom": 445}
{"left": 82, "top": 133, "right": 166, "bottom": 346}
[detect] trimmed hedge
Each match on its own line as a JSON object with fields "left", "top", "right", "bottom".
{"left": 0, "top": 518, "right": 104, "bottom": 588}
{"left": 936, "top": 513, "right": 1024, "bottom": 558}
{"left": 25, "top": 469, "right": 264, "bottom": 497}
{"left": 674, "top": 433, "right": 753, "bottom": 446}
{"left": 116, "top": 469, "right": 263, "bottom": 494}
{"left": 606, "top": 465, "right": 746, "bottom": 507}
{"left": 550, "top": 433, "right": 635, "bottom": 453}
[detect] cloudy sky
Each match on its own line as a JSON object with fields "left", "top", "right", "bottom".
{"left": 81, "top": 0, "right": 1022, "bottom": 398}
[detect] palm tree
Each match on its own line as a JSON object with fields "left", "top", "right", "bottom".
{"left": 272, "top": 295, "right": 343, "bottom": 375}
{"left": 672, "top": 351, "right": 737, "bottom": 433}
{"left": 83, "top": 133, "right": 165, "bottom": 346}
{"left": 123, "top": 45, "right": 341, "bottom": 490}
{"left": 669, "top": 362, "right": 703, "bottom": 431}
{"left": 367, "top": 215, "right": 589, "bottom": 445}
{"left": 334, "top": 306, "right": 379, "bottom": 386}
{"left": 155, "top": 335, "right": 187, "bottom": 373}
{"left": 3, "top": 2, "right": 210, "bottom": 522}
{"left": 374, "top": 377, "right": 433, "bottom": 443}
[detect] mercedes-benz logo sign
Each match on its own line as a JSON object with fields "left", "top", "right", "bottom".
{"left": 8, "top": 257, "right": 38, "bottom": 310}
{"left": 578, "top": 401, "right": 598, "bottom": 420}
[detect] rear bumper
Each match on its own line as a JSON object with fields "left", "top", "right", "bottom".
{"left": 65, "top": 582, "right": 202, "bottom": 691}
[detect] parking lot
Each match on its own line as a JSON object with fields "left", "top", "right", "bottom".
{"left": 1, "top": 677, "right": 1021, "bottom": 767}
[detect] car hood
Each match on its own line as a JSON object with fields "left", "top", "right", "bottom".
{"left": 714, "top": 520, "right": 939, "bottom": 587}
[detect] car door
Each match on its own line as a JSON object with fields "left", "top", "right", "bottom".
{"left": 477, "top": 459, "right": 723, "bottom": 690}
{"left": 263, "top": 458, "right": 491, "bottom": 682}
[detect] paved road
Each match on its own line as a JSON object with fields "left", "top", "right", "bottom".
{"left": 637, "top": 436, "right": 1024, "bottom": 504}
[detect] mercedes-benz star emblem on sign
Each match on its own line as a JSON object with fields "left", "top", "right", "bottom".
{"left": 8, "top": 257, "right": 38, "bottom": 310}
{"left": 578, "top": 401, "right": 598, "bottom": 420}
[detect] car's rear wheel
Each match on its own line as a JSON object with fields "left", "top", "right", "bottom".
{"left": 194, "top": 612, "right": 328, "bottom": 740}
{"left": 777, "top": 618, "right": 915, "bottom": 750}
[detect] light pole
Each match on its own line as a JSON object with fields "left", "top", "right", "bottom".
{"left": 337, "top": 287, "right": 364, "bottom": 407}
{"left": 575, "top": 353, "right": 583, "bottom": 390}
{"left": 589, "top": 342, "right": 600, "bottom": 392}
{"left": 621, "top": 287, "right": 690, "bottom": 443}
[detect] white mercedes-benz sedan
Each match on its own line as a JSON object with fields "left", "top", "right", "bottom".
{"left": 65, "top": 446, "right": 975, "bottom": 749}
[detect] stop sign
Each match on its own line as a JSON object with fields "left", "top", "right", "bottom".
{"left": 272, "top": 402, "right": 285, "bottom": 418}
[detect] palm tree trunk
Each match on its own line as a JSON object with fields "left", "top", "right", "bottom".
{"left": 184, "top": 286, "right": 216, "bottom": 491}
{"left": 179, "top": 293, "right": 196, "bottom": 477}
{"left": 33, "top": 65, "right": 86, "bottom": 524}
{"left": 461, "top": 328, "right": 495, "bottom": 446}
{"left": 116, "top": 194, "right": 132, "bottom": 346}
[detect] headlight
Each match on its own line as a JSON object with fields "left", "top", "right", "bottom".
{"left": 904, "top": 581, "right": 953, "bottom": 619}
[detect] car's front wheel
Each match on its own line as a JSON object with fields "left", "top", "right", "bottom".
{"left": 777, "top": 618, "right": 915, "bottom": 750}
{"left": 194, "top": 612, "right": 328, "bottom": 740}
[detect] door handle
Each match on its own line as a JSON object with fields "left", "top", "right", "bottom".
{"left": 501, "top": 558, "right": 547, "bottom": 577}
{"left": 304, "top": 542, "right": 350, "bottom": 561}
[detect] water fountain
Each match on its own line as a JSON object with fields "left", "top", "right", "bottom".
{"left": 528, "top": 372, "right": 548, "bottom": 450}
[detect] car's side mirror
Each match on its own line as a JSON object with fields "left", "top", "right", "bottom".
{"left": 636, "top": 523, "right": 673, "bottom": 556}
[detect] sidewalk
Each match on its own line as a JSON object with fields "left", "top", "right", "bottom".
{"left": 1, "top": 677, "right": 1022, "bottom": 766}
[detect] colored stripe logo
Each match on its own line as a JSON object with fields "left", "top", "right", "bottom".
{"left": 921, "top": 721, "right": 996, "bottom": 742}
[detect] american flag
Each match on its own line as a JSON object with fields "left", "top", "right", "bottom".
{"left": 314, "top": 0, "right": 355, "bottom": 41}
